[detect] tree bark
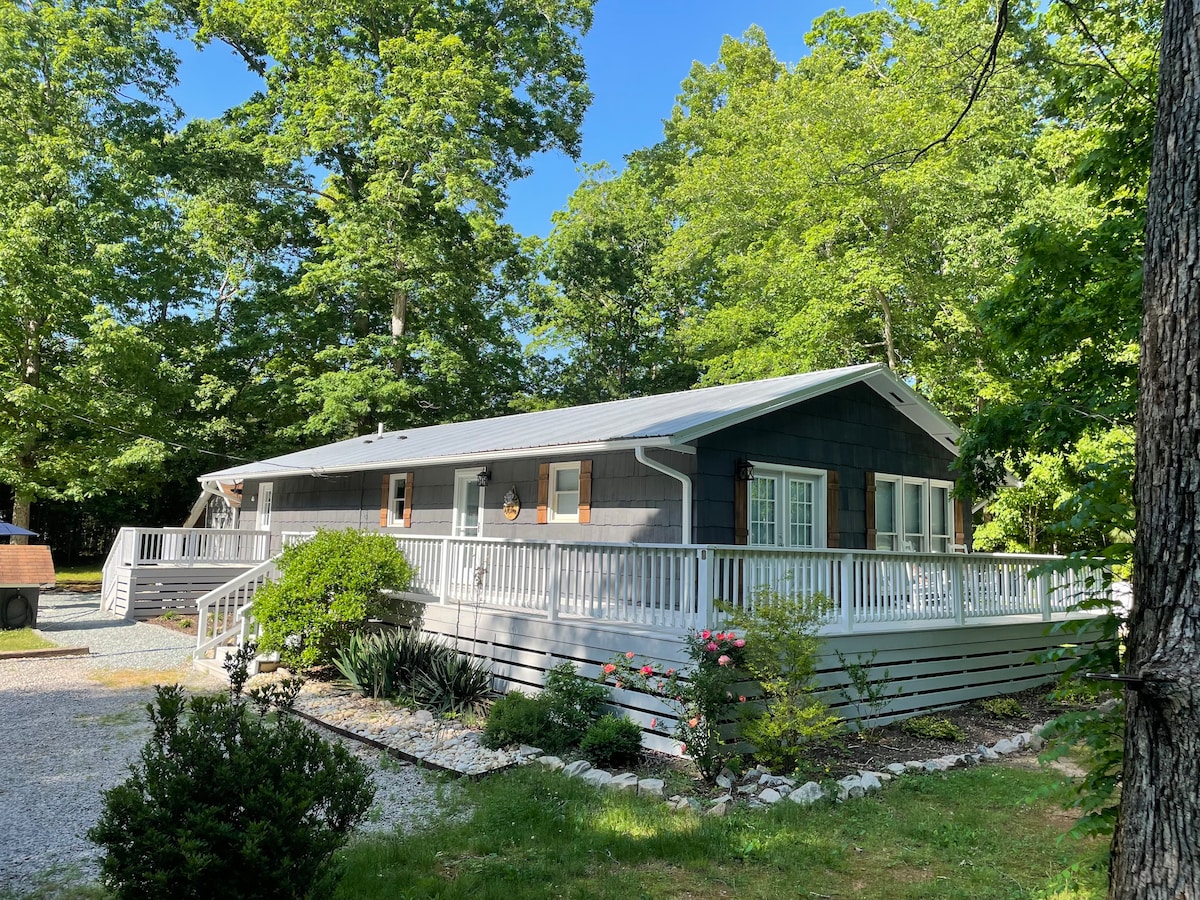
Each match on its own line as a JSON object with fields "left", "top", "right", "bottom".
{"left": 1109, "top": 0, "right": 1200, "bottom": 895}
{"left": 871, "top": 286, "right": 899, "bottom": 370}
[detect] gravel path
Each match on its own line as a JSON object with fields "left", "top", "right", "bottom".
{"left": 0, "top": 594, "right": 451, "bottom": 897}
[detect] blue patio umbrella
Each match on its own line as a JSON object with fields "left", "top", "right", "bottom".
{"left": 0, "top": 522, "right": 37, "bottom": 536}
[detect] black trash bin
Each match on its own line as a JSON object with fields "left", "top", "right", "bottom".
{"left": 0, "top": 587, "right": 40, "bottom": 629}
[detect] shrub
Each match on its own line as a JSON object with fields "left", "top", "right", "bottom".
{"left": 728, "top": 591, "right": 841, "bottom": 770}
{"left": 481, "top": 691, "right": 552, "bottom": 750}
{"left": 580, "top": 714, "right": 643, "bottom": 768}
{"left": 415, "top": 650, "right": 494, "bottom": 715}
{"left": 88, "top": 678, "right": 374, "bottom": 899}
{"left": 601, "top": 629, "right": 748, "bottom": 782}
{"left": 541, "top": 662, "right": 609, "bottom": 740}
{"left": 981, "top": 696, "right": 1023, "bottom": 719}
{"left": 900, "top": 715, "right": 967, "bottom": 742}
{"left": 252, "top": 529, "right": 414, "bottom": 669}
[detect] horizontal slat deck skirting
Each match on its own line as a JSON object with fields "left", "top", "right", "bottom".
{"left": 108, "top": 565, "right": 256, "bottom": 619}
{"left": 410, "top": 602, "right": 1099, "bottom": 753}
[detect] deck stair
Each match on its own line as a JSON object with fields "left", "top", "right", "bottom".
{"left": 193, "top": 555, "right": 280, "bottom": 675}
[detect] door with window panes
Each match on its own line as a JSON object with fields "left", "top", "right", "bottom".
{"left": 747, "top": 468, "right": 824, "bottom": 598}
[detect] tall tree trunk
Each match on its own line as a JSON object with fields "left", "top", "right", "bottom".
{"left": 10, "top": 491, "right": 32, "bottom": 546}
{"left": 1109, "top": 0, "right": 1200, "bottom": 895}
{"left": 871, "top": 286, "right": 899, "bottom": 370}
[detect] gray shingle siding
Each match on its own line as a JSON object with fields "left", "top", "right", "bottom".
{"left": 692, "top": 383, "right": 963, "bottom": 548}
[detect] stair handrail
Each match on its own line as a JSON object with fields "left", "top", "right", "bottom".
{"left": 194, "top": 554, "right": 280, "bottom": 657}
{"left": 99, "top": 528, "right": 135, "bottom": 612}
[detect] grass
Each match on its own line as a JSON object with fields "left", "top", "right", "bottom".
{"left": 334, "top": 764, "right": 1108, "bottom": 900}
{"left": 55, "top": 563, "right": 102, "bottom": 584}
{"left": 0, "top": 627, "right": 56, "bottom": 652}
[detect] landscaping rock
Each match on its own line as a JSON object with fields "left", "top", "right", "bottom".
{"left": 922, "top": 759, "right": 950, "bottom": 773}
{"left": 991, "top": 738, "right": 1018, "bottom": 755}
{"left": 759, "top": 774, "right": 791, "bottom": 789}
{"left": 638, "top": 778, "right": 666, "bottom": 798}
{"left": 977, "top": 744, "right": 1000, "bottom": 761}
{"left": 582, "top": 769, "right": 614, "bottom": 788}
{"left": 517, "top": 745, "right": 543, "bottom": 758}
{"left": 611, "top": 773, "right": 639, "bottom": 792}
{"left": 716, "top": 772, "right": 734, "bottom": 790}
{"left": 789, "top": 781, "right": 825, "bottom": 805}
{"left": 562, "top": 760, "right": 593, "bottom": 778}
{"left": 857, "top": 772, "right": 883, "bottom": 792}
{"left": 536, "top": 755, "right": 565, "bottom": 771}
{"left": 758, "top": 788, "right": 783, "bottom": 804}
{"left": 886, "top": 763, "right": 908, "bottom": 777}
{"left": 413, "top": 710, "right": 435, "bottom": 725}
{"left": 1012, "top": 732, "right": 1032, "bottom": 750}
{"left": 706, "top": 799, "right": 731, "bottom": 817}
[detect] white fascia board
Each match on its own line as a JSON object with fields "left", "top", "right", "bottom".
{"left": 862, "top": 367, "right": 963, "bottom": 446}
{"left": 197, "top": 437, "right": 688, "bottom": 482}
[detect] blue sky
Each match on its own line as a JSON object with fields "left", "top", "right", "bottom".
{"left": 170, "top": 1, "right": 869, "bottom": 240}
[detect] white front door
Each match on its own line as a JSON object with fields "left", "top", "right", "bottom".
{"left": 452, "top": 470, "right": 483, "bottom": 537}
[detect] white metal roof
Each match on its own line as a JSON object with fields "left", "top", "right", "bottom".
{"left": 200, "top": 363, "right": 961, "bottom": 482}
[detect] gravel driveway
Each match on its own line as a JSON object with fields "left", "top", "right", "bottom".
{"left": 0, "top": 593, "right": 449, "bottom": 897}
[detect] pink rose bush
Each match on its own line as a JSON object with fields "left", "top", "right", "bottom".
{"left": 598, "top": 626, "right": 748, "bottom": 783}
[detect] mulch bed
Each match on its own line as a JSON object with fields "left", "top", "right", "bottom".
{"left": 145, "top": 613, "right": 199, "bottom": 635}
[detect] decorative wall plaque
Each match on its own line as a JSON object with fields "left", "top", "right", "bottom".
{"left": 502, "top": 486, "right": 521, "bottom": 520}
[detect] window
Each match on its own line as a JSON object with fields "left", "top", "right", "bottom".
{"left": 386, "top": 473, "right": 409, "bottom": 527}
{"left": 548, "top": 462, "right": 580, "bottom": 522}
{"left": 453, "top": 469, "right": 484, "bottom": 537}
{"left": 746, "top": 464, "right": 825, "bottom": 548}
{"left": 258, "top": 482, "right": 273, "bottom": 531}
{"left": 874, "top": 475, "right": 954, "bottom": 552}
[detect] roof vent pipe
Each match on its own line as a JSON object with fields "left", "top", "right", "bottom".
{"left": 634, "top": 446, "right": 692, "bottom": 545}
{"left": 377, "top": 423, "right": 384, "bottom": 436}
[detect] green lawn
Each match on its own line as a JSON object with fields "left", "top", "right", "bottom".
{"left": 0, "top": 628, "right": 56, "bottom": 652}
{"left": 335, "top": 764, "right": 1107, "bottom": 900}
{"left": 55, "top": 562, "right": 103, "bottom": 583}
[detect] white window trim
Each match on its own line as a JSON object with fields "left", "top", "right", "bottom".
{"left": 452, "top": 468, "right": 485, "bottom": 537}
{"left": 547, "top": 461, "right": 581, "bottom": 523}
{"left": 746, "top": 462, "right": 827, "bottom": 549}
{"left": 386, "top": 472, "right": 409, "bottom": 528}
{"left": 875, "top": 474, "right": 954, "bottom": 553}
{"left": 258, "top": 482, "right": 273, "bottom": 532}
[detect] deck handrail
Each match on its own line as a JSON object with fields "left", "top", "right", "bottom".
{"left": 194, "top": 555, "right": 280, "bottom": 657}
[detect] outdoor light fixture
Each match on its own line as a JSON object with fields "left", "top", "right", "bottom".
{"left": 735, "top": 460, "right": 755, "bottom": 482}
{"left": 477, "top": 469, "right": 491, "bottom": 487}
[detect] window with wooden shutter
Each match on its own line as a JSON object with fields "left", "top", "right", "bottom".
{"left": 953, "top": 499, "right": 966, "bottom": 550}
{"left": 537, "top": 463, "right": 549, "bottom": 524}
{"left": 381, "top": 473, "right": 411, "bottom": 528}
{"left": 733, "top": 469, "right": 748, "bottom": 545}
{"left": 826, "top": 470, "right": 840, "bottom": 548}
{"left": 578, "top": 460, "right": 592, "bottom": 524}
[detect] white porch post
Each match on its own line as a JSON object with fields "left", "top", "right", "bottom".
{"left": 694, "top": 547, "right": 711, "bottom": 631}
{"left": 951, "top": 554, "right": 966, "bottom": 626}
{"left": 1039, "top": 570, "right": 1054, "bottom": 621}
{"left": 437, "top": 537, "right": 452, "bottom": 605}
{"left": 547, "top": 543, "right": 561, "bottom": 622}
{"left": 839, "top": 552, "right": 854, "bottom": 632}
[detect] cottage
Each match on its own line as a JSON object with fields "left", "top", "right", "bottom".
{"left": 101, "top": 364, "right": 1101, "bottom": 740}
{"left": 199, "top": 362, "right": 967, "bottom": 555}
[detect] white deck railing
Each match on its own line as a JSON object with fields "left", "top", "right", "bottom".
{"left": 107, "top": 526, "right": 272, "bottom": 567}
{"left": 393, "top": 535, "right": 1101, "bottom": 634}
{"left": 194, "top": 555, "right": 279, "bottom": 656}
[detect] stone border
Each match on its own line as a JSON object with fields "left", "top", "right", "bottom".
{"left": 0, "top": 645, "right": 89, "bottom": 661}
{"left": 529, "top": 721, "right": 1056, "bottom": 816}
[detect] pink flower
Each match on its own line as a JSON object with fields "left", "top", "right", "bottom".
{"left": 625, "top": 651, "right": 635, "bottom": 659}
{"left": 689, "top": 716, "right": 700, "bottom": 728}
{"left": 603, "top": 663, "right": 616, "bottom": 675}
{"left": 700, "top": 629, "right": 711, "bottom": 640}
{"left": 725, "top": 631, "right": 737, "bottom": 641}
{"left": 650, "top": 717, "right": 658, "bottom": 728}
{"left": 734, "top": 639, "right": 745, "bottom": 648}
{"left": 718, "top": 654, "right": 732, "bottom": 667}
{"left": 615, "top": 681, "right": 623, "bottom": 689}
{"left": 640, "top": 665, "right": 653, "bottom": 676}
{"left": 706, "top": 642, "right": 718, "bottom": 652}
{"left": 679, "top": 742, "right": 687, "bottom": 753}
{"left": 739, "top": 695, "right": 746, "bottom": 703}
{"left": 715, "top": 632, "right": 726, "bottom": 641}
{"left": 666, "top": 668, "right": 675, "bottom": 676}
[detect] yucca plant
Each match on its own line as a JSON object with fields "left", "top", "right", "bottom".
{"left": 415, "top": 650, "right": 494, "bottom": 715}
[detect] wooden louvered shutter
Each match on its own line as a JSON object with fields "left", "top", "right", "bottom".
{"left": 537, "top": 463, "right": 549, "bottom": 524}
{"left": 403, "top": 472, "right": 414, "bottom": 528}
{"left": 826, "top": 470, "right": 840, "bottom": 548}
{"left": 865, "top": 471, "right": 877, "bottom": 550}
{"left": 953, "top": 498, "right": 966, "bottom": 549}
{"left": 379, "top": 474, "right": 390, "bottom": 528}
{"left": 733, "top": 469, "right": 748, "bottom": 546}
{"left": 578, "top": 460, "right": 592, "bottom": 524}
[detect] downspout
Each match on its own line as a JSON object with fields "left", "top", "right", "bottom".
{"left": 634, "top": 445, "right": 692, "bottom": 545}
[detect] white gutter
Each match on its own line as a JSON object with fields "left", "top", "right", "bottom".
{"left": 634, "top": 446, "right": 693, "bottom": 545}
